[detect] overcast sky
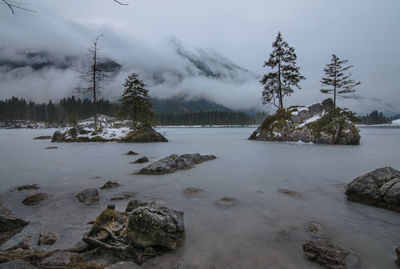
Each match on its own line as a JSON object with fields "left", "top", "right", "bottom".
{"left": 0, "top": 0, "right": 399, "bottom": 113}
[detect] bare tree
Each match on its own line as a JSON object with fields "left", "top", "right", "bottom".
{"left": 1, "top": 0, "right": 128, "bottom": 14}
{"left": 78, "top": 35, "right": 103, "bottom": 134}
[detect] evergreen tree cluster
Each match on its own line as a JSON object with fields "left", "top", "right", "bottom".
{"left": 158, "top": 111, "right": 267, "bottom": 126}
{"left": 0, "top": 96, "right": 114, "bottom": 124}
{"left": 359, "top": 110, "right": 391, "bottom": 125}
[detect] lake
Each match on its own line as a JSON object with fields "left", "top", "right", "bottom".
{"left": 0, "top": 127, "right": 399, "bottom": 268}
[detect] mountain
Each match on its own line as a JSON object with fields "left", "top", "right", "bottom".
{"left": 152, "top": 95, "right": 232, "bottom": 114}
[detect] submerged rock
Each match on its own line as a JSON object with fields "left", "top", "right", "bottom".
{"left": 278, "top": 189, "right": 301, "bottom": 197}
{"left": 100, "top": 181, "right": 120, "bottom": 190}
{"left": 22, "top": 193, "right": 49, "bottom": 206}
{"left": 132, "top": 156, "right": 149, "bottom": 164}
{"left": 41, "top": 251, "right": 78, "bottom": 267}
{"left": 44, "top": 146, "right": 58, "bottom": 150}
{"left": 249, "top": 99, "right": 360, "bottom": 145}
{"left": 215, "top": 197, "right": 236, "bottom": 208}
{"left": 345, "top": 167, "right": 400, "bottom": 212}
{"left": 13, "top": 184, "right": 40, "bottom": 191}
{"left": 33, "top": 136, "right": 51, "bottom": 140}
{"left": 38, "top": 232, "right": 57, "bottom": 246}
{"left": 125, "top": 151, "right": 139, "bottom": 155}
{"left": 138, "top": 153, "right": 216, "bottom": 175}
{"left": 0, "top": 202, "right": 29, "bottom": 246}
{"left": 75, "top": 188, "right": 99, "bottom": 206}
{"left": 183, "top": 187, "right": 204, "bottom": 198}
{"left": 111, "top": 192, "right": 136, "bottom": 201}
{"left": 303, "top": 239, "right": 354, "bottom": 269}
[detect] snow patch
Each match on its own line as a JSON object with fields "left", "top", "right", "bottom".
{"left": 298, "top": 114, "right": 322, "bottom": 128}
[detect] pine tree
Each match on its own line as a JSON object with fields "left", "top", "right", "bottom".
{"left": 320, "top": 54, "right": 361, "bottom": 109}
{"left": 261, "top": 32, "right": 305, "bottom": 109}
{"left": 118, "top": 73, "right": 157, "bottom": 127}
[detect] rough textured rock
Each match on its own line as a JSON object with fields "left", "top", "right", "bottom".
{"left": 138, "top": 153, "right": 216, "bottom": 175}
{"left": 18, "top": 236, "right": 32, "bottom": 250}
{"left": 22, "top": 193, "right": 49, "bottom": 206}
{"left": 40, "top": 251, "right": 78, "bottom": 267}
{"left": 75, "top": 188, "right": 99, "bottom": 206}
{"left": 13, "top": 184, "right": 39, "bottom": 191}
{"left": 83, "top": 200, "right": 184, "bottom": 265}
{"left": 100, "top": 181, "right": 120, "bottom": 190}
{"left": 0, "top": 202, "right": 29, "bottom": 246}
{"left": 345, "top": 167, "right": 400, "bottom": 212}
{"left": 126, "top": 202, "right": 185, "bottom": 250}
{"left": 0, "top": 260, "right": 38, "bottom": 269}
{"left": 132, "top": 156, "right": 149, "bottom": 164}
{"left": 303, "top": 239, "right": 353, "bottom": 269}
{"left": 215, "top": 197, "right": 236, "bottom": 208}
{"left": 33, "top": 136, "right": 51, "bottom": 140}
{"left": 111, "top": 192, "right": 136, "bottom": 201}
{"left": 105, "top": 261, "right": 142, "bottom": 269}
{"left": 249, "top": 99, "right": 360, "bottom": 145}
{"left": 38, "top": 232, "right": 57, "bottom": 246}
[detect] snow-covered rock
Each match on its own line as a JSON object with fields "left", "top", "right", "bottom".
{"left": 249, "top": 99, "right": 360, "bottom": 145}
{"left": 51, "top": 115, "right": 168, "bottom": 143}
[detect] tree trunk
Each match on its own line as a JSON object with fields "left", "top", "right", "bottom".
{"left": 333, "top": 58, "right": 337, "bottom": 109}
{"left": 278, "top": 61, "right": 283, "bottom": 109}
{"left": 93, "top": 41, "right": 98, "bottom": 134}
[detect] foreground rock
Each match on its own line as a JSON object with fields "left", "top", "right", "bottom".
{"left": 345, "top": 167, "right": 400, "bottom": 212}
{"left": 303, "top": 239, "right": 355, "bottom": 269}
{"left": 0, "top": 201, "right": 29, "bottom": 246}
{"left": 138, "top": 153, "right": 216, "bottom": 175}
{"left": 396, "top": 245, "right": 400, "bottom": 265}
{"left": 105, "top": 261, "right": 142, "bottom": 269}
{"left": 249, "top": 98, "right": 360, "bottom": 145}
{"left": 83, "top": 200, "right": 184, "bottom": 264}
{"left": 38, "top": 232, "right": 57, "bottom": 246}
{"left": 22, "top": 193, "right": 49, "bottom": 206}
{"left": 52, "top": 116, "right": 167, "bottom": 143}
{"left": 75, "top": 188, "right": 99, "bottom": 206}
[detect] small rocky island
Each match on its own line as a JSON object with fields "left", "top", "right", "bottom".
{"left": 249, "top": 99, "right": 360, "bottom": 145}
{"left": 51, "top": 115, "right": 167, "bottom": 143}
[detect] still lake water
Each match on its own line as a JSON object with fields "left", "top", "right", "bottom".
{"left": 0, "top": 127, "right": 399, "bottom": 268}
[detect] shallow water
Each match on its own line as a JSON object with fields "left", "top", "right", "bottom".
{"left": 0, "top": 127, "right": 399, "bottom": 268}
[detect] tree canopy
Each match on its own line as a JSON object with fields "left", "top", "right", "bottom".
{"left": 261, "top": 32, "right": 305, "bottom": 109}
{"left": 320, "top": 54, "right": 361, "bottom": 109}
{"left": 118, "top": 73, "right": 157, "bottom": 127}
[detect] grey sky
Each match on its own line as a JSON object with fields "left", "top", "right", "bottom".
{"left": 0, "top": 0, "right": 399, "bottom": 113}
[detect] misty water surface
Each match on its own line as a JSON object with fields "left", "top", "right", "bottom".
{"left": 0, "top": 127, "right": 399, "bottom": 268}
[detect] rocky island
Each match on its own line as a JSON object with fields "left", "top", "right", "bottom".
{"left": 249, "top": 99, "right": 360, "bottom": 145}
{"left": 51, "top": 115, "right": 168, "bottom": 143}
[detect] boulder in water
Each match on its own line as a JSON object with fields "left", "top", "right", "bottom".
{"left": 75, "top": 188, "right": 99, "bottom": 206}
{"left": 22, "top": 193, "right": 49, "bottom": 206}
{"left": 138, "top": 153, "right": 216, "bottom": 175}
{"left": 0, "top": 202, "right": 29, "bottom": 246}
{"left": 345, "top": 167, "right": 400, "bottom": 212}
